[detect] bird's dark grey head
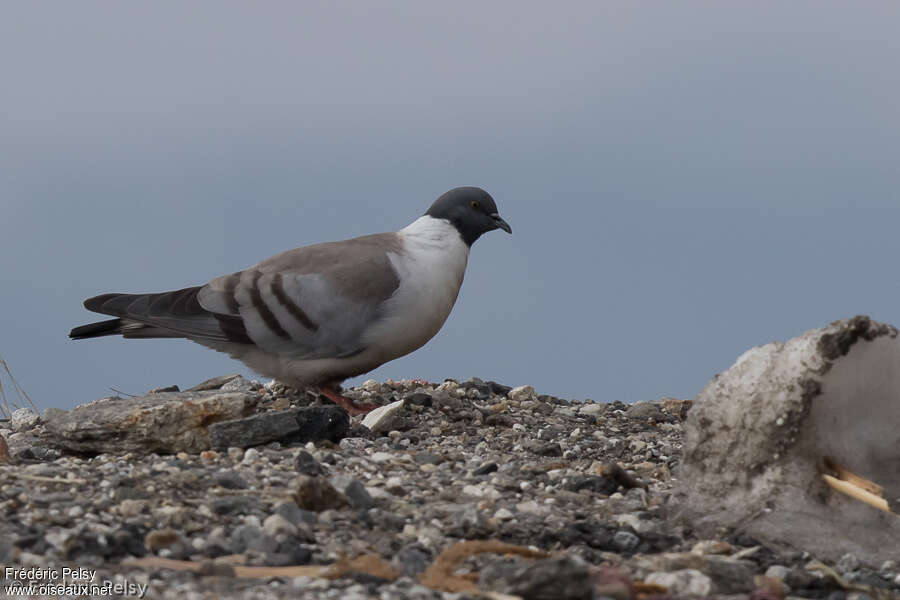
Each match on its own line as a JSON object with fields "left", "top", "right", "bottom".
{"left": 425, "top": 187, "right": 512, "bottom": 246}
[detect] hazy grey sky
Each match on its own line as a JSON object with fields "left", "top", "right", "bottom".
{"left": 2, "top": 2, "right": 899, "bottom": 409}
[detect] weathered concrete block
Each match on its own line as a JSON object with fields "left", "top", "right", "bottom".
{"left": 675, "top": 316, "right": 900, "bottom": 566}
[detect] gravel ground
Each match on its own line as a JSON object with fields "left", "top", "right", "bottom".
{"left": 1, "top": 377, "right": 897, "bottom": 599}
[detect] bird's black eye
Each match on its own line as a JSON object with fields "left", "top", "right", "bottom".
{"left": 470, "top": 200, "right": 480, "bottom": 209}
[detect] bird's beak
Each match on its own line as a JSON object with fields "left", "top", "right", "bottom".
{"left": 491, "top": 213, "right": 512, "bottom": 234}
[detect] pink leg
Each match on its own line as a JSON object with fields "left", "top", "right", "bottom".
{"left": 317, "top": 385, "right": 379, "bottom": 416}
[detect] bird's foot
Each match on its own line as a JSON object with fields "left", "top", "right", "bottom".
{"left": 317, "top": 385, "right": 379, "bottom": 416}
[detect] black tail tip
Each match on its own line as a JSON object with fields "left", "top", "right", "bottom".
{"left": 70, "top": 318, "right": 123, "bottom": 340}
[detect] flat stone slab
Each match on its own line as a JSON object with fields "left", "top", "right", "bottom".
{"left": 38, "top": 391, "right": 258, "bottom": 455}
{"left": 208, "top": 406, "right": 349, "bottom": 449}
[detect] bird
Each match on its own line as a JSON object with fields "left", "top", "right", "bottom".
{"left": 70, "top": 186, "right": 512, "bottom": 414}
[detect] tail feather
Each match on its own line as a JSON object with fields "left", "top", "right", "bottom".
{"left": 69, "top": 318, "right": 124, "bottom": 340}
{"left": 72, "top": 286, "right": 242, "bottom": 343}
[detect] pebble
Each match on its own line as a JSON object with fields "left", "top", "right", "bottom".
{"left": 262, "top": 514, "right": 298, "bottom": 537}
{"left": 507, "top": 385, "right": 537, "bottom": 402}
{"left": 646, "top": 569, "right": 713, "bottom": 596}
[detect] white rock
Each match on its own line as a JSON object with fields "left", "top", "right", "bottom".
{"left": 515, "top": 500, "right": 543, "bottom": 514}
{"left": 263, "top": 514, "right": 298, "bottom": 537}
{"left": 462, "top": 484, "right": 484, "bottom": 497}
{"left": 579, "top": 403, "right": 604, "bottom": 417}
{"left": 494, "top": 508, "right": 514, "bottom": 521}
{"left": 645, "top": 570, "right": 712, "bottom": 596}
{"left": 764, "top": 565, "right": 791, "bottom": 580}
{"left": 11, "top": 408, "right": 40, "bottom": 431}
{"left": 508, "top": 385, "right": 537, "bottom": 402}
{"left": 385, "top": 476, "right": 405, "bottom": 492}
{"left": 369, "top": 452, "right": 394, "bottom": 463}
{"left": 361, "top": 398, "right": 406, "bottom": 434}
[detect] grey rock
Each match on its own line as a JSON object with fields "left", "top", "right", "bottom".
{"left": 187, "top": 374, "right": 242, "bottom": 392}
{"left": 391, "top": 545, "right": 431, "bottom": 578}
{"left": 564, "top": 475, "right": 618, "bottom": 495}
{"left": 522, "top": 441, "right": 562, "bottom": 457}
{"left": 273, "top": 501, "right": 318, "bottom": 527}
{"left": 472, "top": 462, "right": 499, "bottom": 476}
{"left": 209, "top": 406, "right": 349, "bottom": 449}
{"left": 214, "top": 469, "right": 248, "bottom": 489}
{"left": 625, "top": 401, "right": 662, "bottom": 420}
{"left": 837, "top": 552, "right": 861, "bottom": 574}
{"left": 612, "top": 530, "right": 640, "bottom": 553}
{"left": 229, "top": 524, "right": 279, "bottom": 554}
{"left": 220, "top": 376, "right": 259, "bottom": 393}
{"left": 295, "top": 450, "right": 326, "bottom": 476}
{"left": 38, "top": 391, "right": 256, "bottom": 454}
{"left": 148, "top": 385, "right": 180, "bottom": 394}
{"left": 329, "top": 475, "right": 375, "bottom": 510}
{"left": 481, "top": 556, "right": 592, "bottom": 600}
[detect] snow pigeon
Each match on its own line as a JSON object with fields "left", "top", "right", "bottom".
{"left": 70, "top": 187, "right": 511, "bottom": 414}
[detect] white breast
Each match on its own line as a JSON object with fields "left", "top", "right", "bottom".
{"left": 361, "top": 216, "right": 469, "bottom": 360}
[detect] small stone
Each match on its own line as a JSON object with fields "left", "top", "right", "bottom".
{"left": 494, "top": 508, "right": 514, "bottom": 521}
{"left": 691, "top": 540, "right": 733, "bottom": 555}
{"left": 11, "top": 408, "right": 40, "bottom": 432}
{"left": 220, "top": 376, "right": 258, "bottom": 393}
{"left": 508, "top": 385, "right": 537, "bottom": 402}
{"left": 242, "top": 447, "right": 261, "bottom": 463}
{"left": 214, "top": 470, "right": 248, "bottom": 489}
{"left": 579, "top": 404, "right": 604, "bottom": 417}
{"left": 765, "top": 565, "right": 791, "bottom": 581}
{"left": 229, "top": 524, "right": 278, "bottom": 554}
{"left": 645, "top": 570, "right": 713, "bottom": 596}
{"left": 473, "top": 462, "right": 499, "bottom": 476}
{"left": 515, "top": 500, "right": 542, "bottom": 514}
{"left": 295, "top": 451, "right": 325, "bottom": 476}
{"left": 406, "top": 392, "right": 432, "bottom": 407}
{"left": 626, "top": 402, "right": 663, "bottom": 420}
{"left": 145, "top": 528, "right": 182, "bottom": 552}
{"left": 273, "top": 501, "right": 317, "bottom": 526}
{"left": 187, "top": 374, "right": 241, "bottom": 391}
{"left": 612, "top": 530, "right": 640, "bottom": 552}
{"left": 330, "top": 475, "right": 375, "bottom": 510}
{"left": 292, "top": 475, "right": 349, "bottom": 512}
{"left": 263, "top": 514, "right": 298, "bottom": 537}
{"left": 564, "top": 475, "right": 618, "bottom": 495}
{"left": 369, "top": 452, "right": 394, "bottom": 463}
{"left": 481, "top": 556, "right": 592, "bottom": 600}
{"left": 200, "top": 450, "right": 218, "bottom": 462}
{"left": 148, "top": 385, "right": 180, "bottom": 394}
{"left": 391, "top": 545, "right": 430, "bottom": 578}
{"left": 361, "top": 398, "right": 406, "bottom": 434}
{"left": 522, "top": 441, "right": 562, "bottom": 457}
{"left": 836, "top": 552, "right": 860, "bottom": 574}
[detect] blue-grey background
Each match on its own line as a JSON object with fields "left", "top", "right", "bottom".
{"left": 2, "top": 2, "right": 899, "bottom": 409}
